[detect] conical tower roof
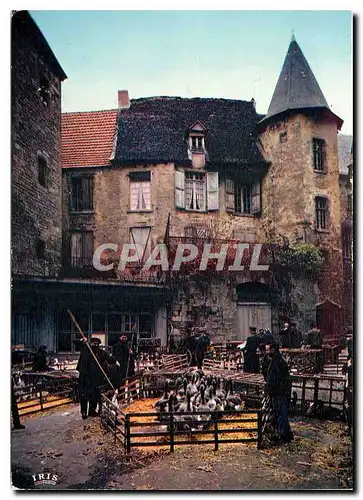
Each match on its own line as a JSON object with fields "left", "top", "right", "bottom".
{"left": 261, "top": 36, "right": 342, "bottom": 127}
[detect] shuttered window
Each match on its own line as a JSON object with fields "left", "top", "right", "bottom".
{"left": 71, "top": 176, "right": 94, "bottom": 211}
{"left": 230, "top": 179, "right": 261, "bottom": 215}
{"left": 175, "top": 170, "right": 219, "bottom": 211}
{"left": 225, "top": 178, "right": 235, "bottom": 212}
{"left": 70, "top": 232, "right": 94, "bottom": 267}
{"left": 130, "top": 227, "right": 151, "bottom": 261}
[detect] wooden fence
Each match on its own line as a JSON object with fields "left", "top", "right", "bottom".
{"left": 14, "top": 376, "right": 76, "bottom": 416}
{"left": 100, "top": 393, "right": 262, "bottom": 452}
{"left": 290, "top": 373, "right": 346, "bottom": 416}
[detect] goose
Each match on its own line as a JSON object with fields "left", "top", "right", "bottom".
{"left": 225, "top": 379, "right": 244, "bottom": 410}
{"left": 206, "top": 386, "right": 217, "bottom": 412}
{"left": 177, "top": 378, "right": 188, "bottom": 400}
{"left": 215, "top": 377, "right": 226, "bottom": 400}
{"left": 195, "top": 386, "right": 211, "bottom": 429}
{"left": 187, "top": 375, "right": 198, "bottom": 397}
{"left": 155, "top": 380, "right": 169, "bottom": 413}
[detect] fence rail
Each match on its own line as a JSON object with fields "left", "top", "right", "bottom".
{"left": 14, "top": 376, "right": 76, "bottom": 416}
{"left": 100, "top": 391, "right": 262, "bottom": 452}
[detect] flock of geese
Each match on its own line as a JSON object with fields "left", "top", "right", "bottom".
{"left": 154, "top": 369, "right": 245, "bottom": 432}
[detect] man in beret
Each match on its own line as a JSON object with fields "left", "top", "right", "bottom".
{"left": 113, "top": 334, "right": 135, "bottom": 385}
{"left": 77, "top": 336, "right": 115, "bottom": 419}
{"left": 242, "top": 326, "right": 260, "bottom": 373}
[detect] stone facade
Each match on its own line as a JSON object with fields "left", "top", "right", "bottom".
{"left": 12, "top": 12, "right": 65, "bottom": 278}
{"left": 259, "top": 112, "right": 344, "bottom": 308}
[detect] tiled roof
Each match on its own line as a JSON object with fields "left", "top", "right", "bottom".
{"left": 114, "top": 97, "right": 267, "bottom": 167}
{"left": 61, "top": 109, "right": 118, "bottom": 168}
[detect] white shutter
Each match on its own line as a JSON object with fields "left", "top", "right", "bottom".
{"left": 207, "top": 171, "right": 219, "bottom": 211}
{"left": 175, "top": 170, "right": 185, "bottom": 209}
{"left": 71, "top": 233, "right": 81, "bottom": 266}
{"left": 130, "top": 227, "right": 151, "bottom": 260}
{"left": 251, "top": 181, "right": 261, "bottom": 215}
{"left": 225, "top": 178, "right": 235, "bottom": 212}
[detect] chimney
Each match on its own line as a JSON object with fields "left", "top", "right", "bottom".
{"left": 118, "top": 90, "right": 130, "bottom": 110}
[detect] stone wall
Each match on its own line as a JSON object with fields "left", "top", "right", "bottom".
{"left": 259, "top": 113, "right": 344, "bottom": 307}
{"left": 12, "top": 24, "right": 62, "bottom": 277}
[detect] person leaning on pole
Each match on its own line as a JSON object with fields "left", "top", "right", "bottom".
{"left": 76, "top": 335, "right": 116, "bottom": 419}
{"left": 264, "top": 341, "right": 294, "bottom": 443}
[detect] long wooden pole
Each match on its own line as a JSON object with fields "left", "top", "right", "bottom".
{"left": 125, "top": 323, "right": 137, "bottom": 380}
{"left": 67, "top": 309, "right": 116, "bottom": 392}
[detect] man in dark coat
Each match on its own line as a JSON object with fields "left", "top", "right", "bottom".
{"left": 77, "top": 337, "right": 114, "bottom": 419}
{"left": 11, "top": 379, "right": 25, "bottom": 430}
{"left": 278, "top": 322, "right": 292, "bottom": 349}
{"left": 305, "top": 323, "right": 324, "bottom": 372}
{"left": 194, "top": 330, "right": 211, "bottom": 370}
{"left": 260, "top": 329, "right": 275, "bottom": 347}
{"left": 264, "top": 342, "right": 294, "bottom": 443}
{"left": 32, "top": 345, "right": 48, "bottom": 372}
{"left": 242, "top": 327, "right": 260, "bottom": 373}
{"left": 113, "top": 335, "right": 135, "bottom": 385}
{"left": 289, "top": 322, "right": 303, "bottom": 349}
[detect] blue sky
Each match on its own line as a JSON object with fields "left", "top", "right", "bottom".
{"left": 30, "top": 10, "right": 353, "bottom": 134}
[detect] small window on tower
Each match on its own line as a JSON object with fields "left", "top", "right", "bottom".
{"left": 38, "top": 154, "right": 48, "bottom": 187}
{"left": 39, "top": 75, "right": 51, "bottom": 106}
{"left": 279, "top": 131, "right": 287, "bottom": 143}
{"left": 36, "top": 239, "right": 45, "bottom": 260}
{"left": 315, "top": 197, "right": 328, "bottom": 230}
{"left": 313, "top": 138, "right": 326, "bottom": 172}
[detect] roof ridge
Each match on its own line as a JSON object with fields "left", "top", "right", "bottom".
{"left": 130, "top": 96, "right": 254, "bottom": 104}
{"left": 62, "top": 108, "right": 118, "bottom": 115}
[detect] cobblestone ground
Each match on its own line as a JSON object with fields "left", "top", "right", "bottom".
{"left": 11, "top": 404, "right": 353, "bottom": 491}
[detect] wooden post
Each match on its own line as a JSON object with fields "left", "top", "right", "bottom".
{"left": 114, "top": 404, "right": 117, "bottom": 444}
{"left": 313, "top": 378, "right": 319, "bottom": 407}
{"left": 214, "top": 413, "right": 219, "bottom": 451}
{"left": 257, "top": 411, "right": 262, "bottom": 449}
{"left": 169, "top": 412, "right": 175, "bottom": 453}
{"left": 125, "top": 414, "right": 131, "bottom": 454}
{"left": 39, "top": 382, "right": 43, "bottom": 411}
{"left": 301, "top": 379, "right": 306, "bottom": 416}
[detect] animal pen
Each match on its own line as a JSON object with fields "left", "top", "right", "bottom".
{"left": 100, "top": 378, "right": 262, "bottom": 453}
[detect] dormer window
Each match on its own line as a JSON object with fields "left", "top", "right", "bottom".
{"left": 191, "top": 136, "right": 204, "bottom": 150}
{"left": 187, "top": 121, "right": 207, "bottom": 153}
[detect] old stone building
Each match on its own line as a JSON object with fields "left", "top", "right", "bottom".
{"left": 12, "top": 21, "right": 352, "bottom": 353}
{"left": 338, "top": 135, "right": 353, "bottom": 329}
{"left": 11, "top": 11, "right": 67, "bottom": 350}
{"left": 59, "top": 36, "right": 349, "bottom": 351}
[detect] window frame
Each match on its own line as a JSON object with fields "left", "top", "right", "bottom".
{"left": 225, "top": 178, "right": 261, "bottom": 216}
{"left": 70, "top": 175, "right": 94, "bottom": 212}
{"left": 312, "top": 137, "right": 326, "bottom": 173}
{"left": 342, "top": 226, "right": 352, "bottom": 261}
{"left": 315, "top": 196, "right": 329, "bottom": 231}
{"left": 70, "top": 231, "right": 94, "bottom": 268}
{"left": 184, "top": 171, "right": 206, "bottom": 212}
{"left": 129, "top": 171, "right": 152, "bottom": 212}
{"left": 36, "top": 239, "right": 45, "bottom": 260}
{"left": 39, "top": 74, "right": 51, "bottom": 107}
{"left": 37, "top": 153, "right": 48, "bottom": 187}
